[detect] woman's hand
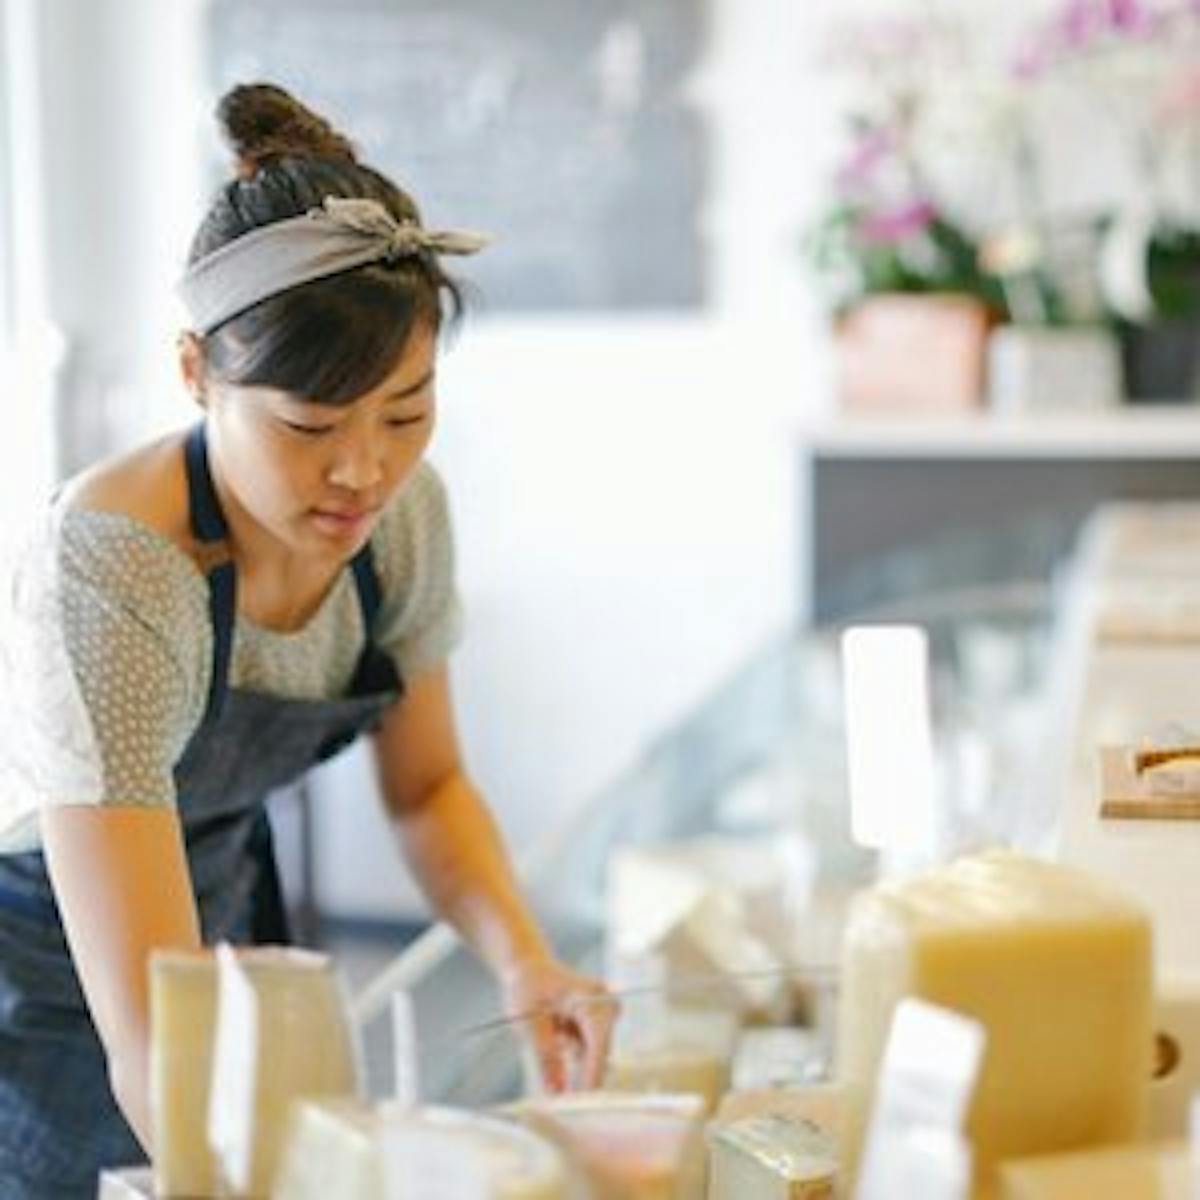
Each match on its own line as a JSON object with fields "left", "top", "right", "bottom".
{"left": 500, "top": 956, "right": 619, "bottom": 1093}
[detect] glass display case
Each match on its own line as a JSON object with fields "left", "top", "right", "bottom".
{"left": 351, "top": 575, "right": 1063, "bottom": 1109}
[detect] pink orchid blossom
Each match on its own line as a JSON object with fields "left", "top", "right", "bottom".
{"left": 859, "top": 200, "right": 937, "bottom": 245}
{"left": 1014, "top": 0, "right": 1168, "bottom": 79}
{"left": 835, "top": 128, "right": 897, "bottom": 194}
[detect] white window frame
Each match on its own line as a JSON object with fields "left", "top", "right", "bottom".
{"left": 0, "top": 0, "right": 60, "bottom": 507}
{"left": 0, "top": 1, "right": 15, "bottom": 348}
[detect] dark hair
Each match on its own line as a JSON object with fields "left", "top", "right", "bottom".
{"left": 187, "top": 83, "right": 464, "bottom": 406}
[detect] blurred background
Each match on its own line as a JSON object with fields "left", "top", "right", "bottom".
{"left": 2, "top": 0, "right": 1200, "bottom": 947}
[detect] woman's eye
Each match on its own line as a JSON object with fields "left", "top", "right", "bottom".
{"left": 282, "top": 420, "right": 335, "bottom": 437}
{"left": 387, "top": 416, "right": 427, "bottom": 429}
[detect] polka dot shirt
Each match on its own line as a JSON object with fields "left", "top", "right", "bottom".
{"left": 0, "top": 461, "right": 461, "bottom": 851}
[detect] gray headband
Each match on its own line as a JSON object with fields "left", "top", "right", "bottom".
{"left": 178, "top": 196, "right": 490, "bottom": 335}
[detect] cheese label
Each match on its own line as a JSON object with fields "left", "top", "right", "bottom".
{"left": 207, "top": 942, "right": 259, "bottom": 1192}
{"left": 392, "top": 989, "right": 420, "bottom": 1108}
{"left": 856, "top": 998, "right": 983, "bottom": 1200}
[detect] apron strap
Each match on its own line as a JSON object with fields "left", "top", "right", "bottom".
{"left": 183, "top": 423, "right": 237, "bottom": 727}
{"left": 346, "top": 542, "right": 404, "bottom": 698}
{"left": 184, "top": 423, "right": 289, "bottom": 945}
{"left": 350, "top": 542, "right": 383, "bottom": 630}
{"left": 183, "top": 421, "right": 230, "bottom": 543}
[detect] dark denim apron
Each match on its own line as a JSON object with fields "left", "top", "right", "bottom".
{"left": 0, "top": 424, "right": 403, "bottom": 1197}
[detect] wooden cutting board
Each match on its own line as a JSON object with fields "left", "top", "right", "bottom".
{"left": 1099, "top": 746, "right": 1200, "bottom": 820}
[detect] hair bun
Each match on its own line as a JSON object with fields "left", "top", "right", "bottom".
{"left": 218, "top": 83, "right": 357, "bottom": 177}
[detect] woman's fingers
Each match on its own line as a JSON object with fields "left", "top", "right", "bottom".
{"left": 570, "top": 989, "right": 619, "bottom": 1089}
{"left": 502, "top": 958, "right": 621, "bottom": 1092}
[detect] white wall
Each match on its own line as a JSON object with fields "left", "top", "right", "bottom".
{"left": 314, "top": 1, "right": 840, "bottom": 919}
{"left": 34, "top": 0, "right": 1119, "bottom": 921}
{"left": 31, "top": 0, "right": 206, "bottom": 470}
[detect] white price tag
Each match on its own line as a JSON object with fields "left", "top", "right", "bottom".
{"left": 842, "top": 625, "right": 937, "bottom": 856}
{"left": 207, "top": 943, "right": 260, "bottom": 1193}
{"left": 856, "top": 998, "right": 985, "bottom": 1200}
{"left": 392, "top": 989, "right": 420, "bottom": 1108}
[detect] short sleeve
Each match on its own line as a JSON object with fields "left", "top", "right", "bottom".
{"left": 372, "top": 462, "right": 464, "bottom": 678}
{"left": 52, "top": 514, "right": 209, "bottom": 809}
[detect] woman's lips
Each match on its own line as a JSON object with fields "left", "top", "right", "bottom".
{"left": 308, "top": 507, "right": 378, "bottom": 538}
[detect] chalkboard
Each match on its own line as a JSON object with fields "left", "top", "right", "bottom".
{"left": 206, "top": 0, "right": 708, "bottom": 311}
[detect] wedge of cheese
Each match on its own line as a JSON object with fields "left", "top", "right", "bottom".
{"left": 273, "top": 1098, "right": 380, "bottom": 1200}
{"left": 608, "top": 847, "right": 788, "bottom": 1018}
{"left": 149, "top": 946, "right": 359, "bottom": 1198}
{"left": 731, "top": 1027, "right": 819, "bottom": 1092}
{"left": 837, "top": 850, "right": 1152, "bottom": 1195}
{"left": 707, "top": 1114, "right": 836, "bottom": 1199}
{"left": 502, "top": 1091, "right": 707, "bottom": 1200}
{"left": 998, "top": 1139, "right": 1190, "bottom": 1199}
{"left": 605, "top": 1007, "right": 738, "bottom": 1114}
{"left": 274, "top": 1100, "right": 567, "bottom": 1200}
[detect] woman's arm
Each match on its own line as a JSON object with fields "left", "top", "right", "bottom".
{"left": 371, "top": 666, "right": 615, "bottom": 1089}
{"left": 42, "top": 805, "right": 202, "bottom": 1150}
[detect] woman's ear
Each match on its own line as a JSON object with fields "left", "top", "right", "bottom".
{"left": 177, "top": 331, "right": 208, "bottom": 408}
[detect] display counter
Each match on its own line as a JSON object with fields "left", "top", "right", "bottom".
{"left": 353, "top": 571, "right": 1061, "bottom": 1107}
{"left": 110, "top": 502, "right": 1200, "bottom": 1196}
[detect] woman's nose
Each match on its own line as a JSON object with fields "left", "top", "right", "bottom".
{"left": 325, "top": 432, "right": 384, "bottom": 491}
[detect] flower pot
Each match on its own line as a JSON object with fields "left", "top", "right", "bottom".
{"left": 835, "top": 294, "right": 992, "bottom": 414}
{"left": 988, "top": 326, "right": 1122, "bottom": 415}
{"left": 1118, "top": 318, "right": 1200, "bottom": 403}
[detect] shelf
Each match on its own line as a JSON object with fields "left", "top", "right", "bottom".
{"left": 803, "top": 406, "right": 1200, "bottom": 459}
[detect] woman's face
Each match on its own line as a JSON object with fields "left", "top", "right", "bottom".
{"left": 201, "top": 323, "right": 437, "bottom": 564}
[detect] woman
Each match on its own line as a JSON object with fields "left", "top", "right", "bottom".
{"left": 0, "top": 82, "right": 613, "bottom": 1197}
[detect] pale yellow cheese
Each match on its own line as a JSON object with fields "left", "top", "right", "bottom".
{"left": 608, "top": 847, "right": 789, "bottom": 1017}
{"left": 998, "top": 1139, "right": 1191, "bottom": 1199}
{"left": 502, "top": 1091, "right": 707, "bottom": 1200}
{"left": 274, "top": 1100, "right": 567, "bottom": 1200}
{"left": 707, "top": 1114, "right": 836, "bottom": 1199}
{"left": 837, "top": 850, "right": 1153, "bottom": 1196}
{"left": 604, "top": 1008, "right": 737, "bottom": 1114}
{"left": 149, "top": 947, "right": 359, "bottom": 1197}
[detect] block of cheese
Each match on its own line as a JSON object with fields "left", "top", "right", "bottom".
{"left": 605, "top": 1007, "right": 738, "bottom": 1114}
{"left": 1149, "top": 971, "right": 1200, "bottom": 1138}
{"left": 502, "top": 1091, "right": 706, "bottom": 1200}
{"left": 732, "top": 1027, "right": 819, "bottom": 1092}
{"left": 998, "top": 1139, "right": 1190, "bottom": 1199}
{"left": 149, "top": 946, "right": 359, "bottom": 1198}
{"left": 707, "top": 1114, "right": 837, "bottom": 1199}
{"left": 608, "top": 847, "right": 789, "bottom": 1017}
{"left": 274, "top": 1099, "right": 567, "bottom": 1200}
{"left": 837, "top": 850, "right": 1152, "bottom": 1195}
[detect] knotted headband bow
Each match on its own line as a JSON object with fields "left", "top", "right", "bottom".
{"left": 178, "top": 196, "right": 490, "bottom": 335}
